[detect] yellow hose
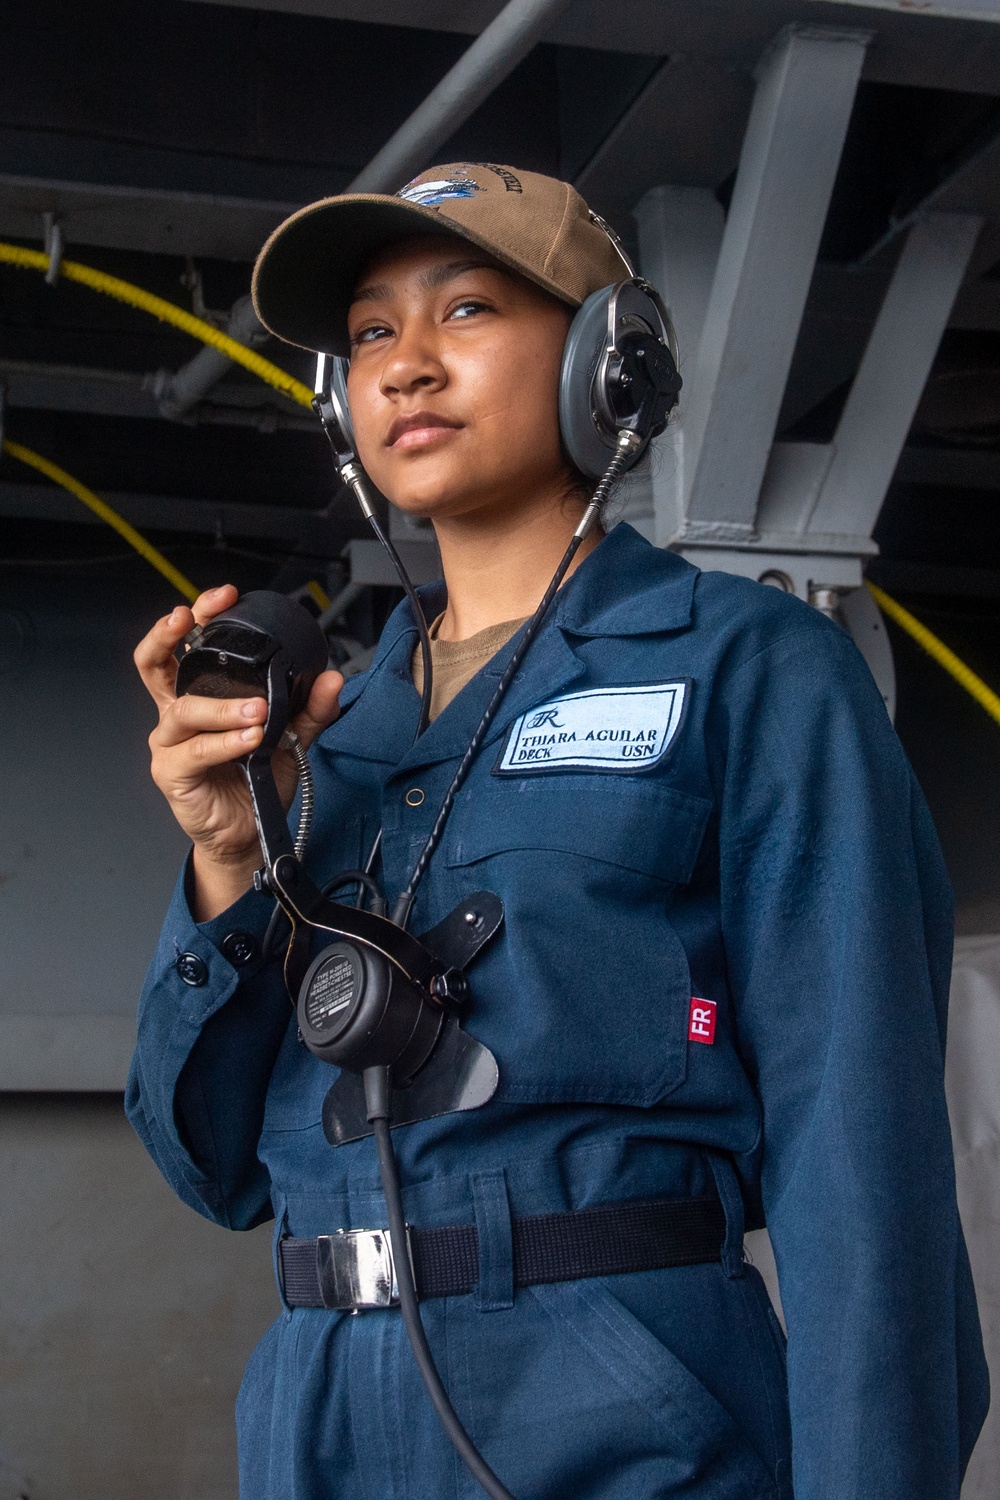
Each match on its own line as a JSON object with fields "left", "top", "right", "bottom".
{"left": 2, "top": 439, "right": 199, "bottom": 603}
{"left": 867, "top": 581, "right": 1000, "bottom": 728}
{"left": 0, "top": 242, "right": 314, "bottom": 409}
{"left": 305, "top": 578, "right": 332, "bottom": 611}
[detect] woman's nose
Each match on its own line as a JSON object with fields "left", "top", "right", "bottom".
{"left": 379, "top": 320, "right": 446, "bottom": 398}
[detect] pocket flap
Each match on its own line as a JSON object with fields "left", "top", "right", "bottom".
{"left": 446, "top": 776, "right": 712, "bottom": 885}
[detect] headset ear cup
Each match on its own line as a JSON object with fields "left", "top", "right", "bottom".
{"left": 559, "top": 286, "right": 619, "bottom": 482}
{"left": 330, "top": 355, "right": 357, "bottom": 454}
{"left": 559, "top": 279, "right": 680, "bottom": 483}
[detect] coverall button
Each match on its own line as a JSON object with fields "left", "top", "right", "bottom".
{"left": 405, "top": 787, "right": 425, "bottom": 807}
{"left": 220, "top": 930, "right": 258, "bottom": 967}
{"left": 175, "top": 952, "right": 208, "bottom": 987}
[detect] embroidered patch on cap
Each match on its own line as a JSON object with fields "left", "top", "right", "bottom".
{"left": 494, "top": 682, "right": 688, "bottom": 775}
{"left": 688, "top": 998, "right": 717, "bottom": 1045}
{"left": 398, "top": 173, "right": 481, "bottom": 207}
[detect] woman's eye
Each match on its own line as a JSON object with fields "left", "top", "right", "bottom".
{"left": 449, "top": 299, "right": 489, "bottom": 321}
{"left": 352, "top": 323, "right": 390, "bottom": 346}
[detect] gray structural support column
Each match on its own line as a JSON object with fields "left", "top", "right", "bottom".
{"left": 672, "top": 213, "right": 979, "bottom": 720}
{"left": 632, "top": 186, "right": 725, "bottom": 544}
{"left": 680, "top": 26, "right": 870, "bottom": 542}
{"left": 806, "top": 212, "right": 983, "bottom": 538}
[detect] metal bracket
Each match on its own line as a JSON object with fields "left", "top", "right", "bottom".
{"left": 417, "top": 892, "right": 504, "bottom": 975}
{"left": 42, "top": 212, "right": 63, "bottom": 285}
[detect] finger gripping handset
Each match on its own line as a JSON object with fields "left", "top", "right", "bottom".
{"left": 175, "top": 589, "right": 329, "bottom": 752}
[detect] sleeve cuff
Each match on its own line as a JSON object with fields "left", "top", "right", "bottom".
{"left": 147, "top": 852, "right": 277, "bottom": 1026}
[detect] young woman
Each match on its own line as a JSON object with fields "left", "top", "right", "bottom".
{"left": 129, "top": 163, "right": 987, "bottom": 1500}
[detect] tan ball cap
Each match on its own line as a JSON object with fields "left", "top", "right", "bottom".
{"left": 251, "top": 162, "right": 631, "bottom": 358}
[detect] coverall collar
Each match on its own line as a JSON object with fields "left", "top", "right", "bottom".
{"left": 551, "top": 522, "right": 697, "bottom": 638}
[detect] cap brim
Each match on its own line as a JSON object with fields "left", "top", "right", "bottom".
{"left": 251, "top": 193, "right": 574, "bottom": 358}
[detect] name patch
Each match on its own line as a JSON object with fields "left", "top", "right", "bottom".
{"left": 495, "top": 682, "right": 687, "bottom": 775}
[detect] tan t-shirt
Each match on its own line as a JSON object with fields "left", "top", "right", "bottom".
{"left": 412, "top": 613, "right": 528, "bottom": 722}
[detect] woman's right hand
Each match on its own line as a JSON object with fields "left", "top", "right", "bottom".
{"left": 134, "top": 584, "right": 343, "bottom": 919}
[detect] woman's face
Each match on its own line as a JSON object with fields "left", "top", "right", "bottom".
{"left": 345, "top": 235, "right": 575, "bottom": 524}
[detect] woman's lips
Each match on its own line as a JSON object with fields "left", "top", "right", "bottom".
{"left": 386, "top": 412, "right": 462, "bottom": 450}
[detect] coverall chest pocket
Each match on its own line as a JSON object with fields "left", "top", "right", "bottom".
{"left": 446, "top": 774, "right": 712, "bottom": 1108}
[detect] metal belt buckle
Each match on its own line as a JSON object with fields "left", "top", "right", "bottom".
{"left": 315, "top": 1227, "right": 411, "bottom": 1311}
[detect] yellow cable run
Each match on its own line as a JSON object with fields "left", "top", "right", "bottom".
{"left": 867, "top": 581, "right": 1000, "bottom": 728}
{"left": 3, "top": 439, "right": 199, "bottom": 603}
{"left": 0, "top": 242, "right": 315, "bottom": 409}
{"left": 305, "top": 578, "right": 332, "bottom": 611}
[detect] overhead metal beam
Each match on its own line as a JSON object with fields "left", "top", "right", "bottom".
{"left": 1, "top": 8, "right": 995, "bottom": 267}
{"left": 0, "top": 173, "right": 301, "bottom": 261}
{"left": 807, "top": 212, "right": 983, "bottom": 538}
{"left": 350, "top": 0, "right": 574, "bottom": 192}
{"left": 183, "top": 0, "right": 1000, "bottom": 92}
{"left": 183, "top": 0, "right": 1000, "bottom": 42}
{"left": 0, "top": 358, "right": 312, "bottom": 429}
{"left": 679, "top": 25, "right": 870, "bottom": 543}
{"left": 0, "top": 482, "right": 346, "bottom": 549}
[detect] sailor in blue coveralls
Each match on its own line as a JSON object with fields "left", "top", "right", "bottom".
{"left": 128, "top": 163, "right": 988, "bottom": 1499}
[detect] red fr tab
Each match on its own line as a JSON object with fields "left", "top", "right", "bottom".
{"left": 688, "top": 997, "right": 717, "bottom": 1045}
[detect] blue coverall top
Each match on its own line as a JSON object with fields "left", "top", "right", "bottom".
{"left": 127, "top": 522, "right": 988, "bottom": 1500}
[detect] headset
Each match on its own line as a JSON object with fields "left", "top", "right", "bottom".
{"left": 318, "top": 272, "right": 680, "bottom": 484}
{"left": 176, "top": 264, "right": 681, "bottom": 1500}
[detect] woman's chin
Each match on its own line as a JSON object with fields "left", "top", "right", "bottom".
{"left": 376, "top": 478, "right": 490, "bottom": 524}
{"left": 373, "top": 456, "right": 568, "bottom": 526}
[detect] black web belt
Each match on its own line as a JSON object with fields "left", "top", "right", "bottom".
{"left": 279, "top": 1194, "right": 726, "bottom": 1310}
